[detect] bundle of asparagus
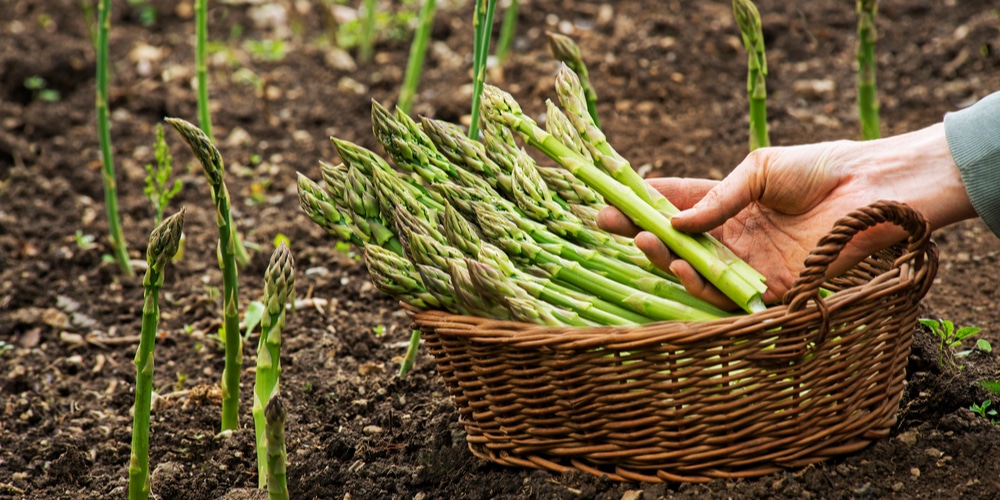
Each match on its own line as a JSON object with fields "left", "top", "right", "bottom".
{"left": 298, "top": 66, "right": 767, "bottom": 326}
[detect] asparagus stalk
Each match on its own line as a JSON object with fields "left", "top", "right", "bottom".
{"left": 398, "top": 330, "right": 421, "bottom": 377}
{"left": 856, "top": 0, "right": 880, "bottom": 140}
{"left": 296, "top": 173, "right": 364, "bottom": 246}
{"left": 165, "top": 117, "right": 244, "bottom": 431}
{"left": 447, "top": 258, "right": 512, "bottom": 319}
{"left": 365, "top": 243, "right": 453, "bottom": 311}
{"left": 544, "top": 99, "right": 595, "bottom": 165}
{"left": 359, "top": 0, "right": 377, "bottom": 63}
{"left": 96, "top": 0, "right": 134, "bottom": 277}
{"left": 733, "top": 0, "right": 769, "bottom": 150}
{"left": 476, "top": 209, "right": 725, "bottom": 321}
{"left": 481, "top": 86, "right": 767, "bottom": 313}
{"left": 467, "top": 259, "right": 592, "bottom": 326}
{"left": 397, "top": 0, "right": 437, "bottom": 113}
{"left": 469, "top": 0, "right": 498, "bottom": 139}
{"left": 419, "top": 116, "right": 512, "bottom": 193}
{"left": 330, "top": 138, "right": 445, "bottom": 212}
{"left": 415, "top": 264, "right": 467, "bottom": 314}
{"left": 495, "top": 0, "right": 519, "bottom": 64}
{"left": 264, "top": 395, "right": 289, "bottom": 500}
{"left": 536, "top": 166, "right": 604, "bottom": 207}
{"left": 253, "top": 243, "right": 295, "bottom": 489}
{"left": 128, "top": 209, "right": 185, "bottom": 500}
{"left": 195, "top": 0, "right": 213, "bottom": 141}
{"left": 546, "top": 32, "right": 600, "bottom": 127}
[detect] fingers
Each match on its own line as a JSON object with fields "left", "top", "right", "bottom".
{"left": 634, "top": 231, "right": 739, "bottom": 311}
{"left": 671, "top": 150, "right": 767, "bottom": 233}
{"left": 597, "top": 177, "right": 718, "bottom": 236}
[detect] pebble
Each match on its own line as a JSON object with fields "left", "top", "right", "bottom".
{"left": 620, "top": 490, "right": 642, "bottom": 500}
{"left": 896, "top": 430, "right": 919, "bottom": 445}
{"left": 911, "top": 467, "right": 920, "bottom": 478}
{"left": 363, "top": 425, "right": 383, "bottom": 435}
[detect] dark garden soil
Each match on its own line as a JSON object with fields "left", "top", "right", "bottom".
{"left": 3, "top": 0, "right": 1000, "bottom": 498}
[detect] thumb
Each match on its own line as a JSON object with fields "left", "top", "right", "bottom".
{"left": 670, "top": 152, "right": 764, "bottom": 233}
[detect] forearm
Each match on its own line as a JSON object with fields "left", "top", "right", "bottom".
{"left": 944, "top": 91, "right": 1000, "bottom": 237}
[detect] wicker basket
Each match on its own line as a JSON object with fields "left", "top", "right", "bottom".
{"left": 409, "top": 200, "right": 938, "bottom": 483}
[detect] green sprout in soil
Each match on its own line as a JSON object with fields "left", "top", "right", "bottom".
{"left": 733, "top": 0, "right": 769, "bottom": 151}
{"left": 24, "top": 76, "right": 61, "bottom": 102}
{"left": 195, "top": 0, "right": 213, "bottom": 141}
{"left": 919, "top": 318, "right": 986, "bottom": 368}
{"left": 856, "top": 0, "right": 881, "bottom": 140}
{"left": 546, "top": 32, "right": 598, "bottom": 128}
{"left": 494, "top": 0, "right": 518, "bottom": 64}
{"left": 970, "top": 400, "right": 998, "bottom": 424}
{"left": 128, "top": 209, "right": 185, "bottom": 500}
{"left": 397, "top": 0, "right": 437, "bottom": 114}
{"left": 166, "top": 117, "right": 244, "bottom": 432}
{"left": 144, "top": 123, "right": 183, "bottom": 226}
{"left": 359, "top": 0, "right": 377, "bottom": 62}
{"left": 96, "top": 0, "right": 134, "bottom": 277}
{"left": 398, "top": 329, "right": 421, "bottom": 377}
{"left": 468, "top": 0, "right": 497, "bottom": 139}
{"left": 264, "top": 394, "right": 289, "bottom": 500}
{"left": 253, "top": 243, "right": 295, "bottom": 489}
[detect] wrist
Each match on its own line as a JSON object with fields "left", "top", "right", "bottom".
{"left": 853, "top": 123, "right": 976, "bottom": 231}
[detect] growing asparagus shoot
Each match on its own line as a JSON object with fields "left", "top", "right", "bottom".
{"left": 96, "top": 0, "right": 133, "bottom": 277}
{"left": 468, "top": 0, "right": 498, "bottom": 139}
{"left": 165, "top": 117, "right": 244, "bottom": 431}
{"left": 264, "top": 395, "right": 289, "bottom": 500}
{"left": 253, "top": 243, "right": 295, "bottom": 489}
{"left": 128, "top": 209, "right": 185, "bottom": 500}
{"left": 397, "top": 0, "right": 437, "bottom": 113}
{"left": 733, "top": 0, "right": 769, "bottom": 151}
{"left": 195, "top": 0, "right": 212, "bottom": 141}
{"left": 857, "top": 0, "right": 881, "bottom": 140}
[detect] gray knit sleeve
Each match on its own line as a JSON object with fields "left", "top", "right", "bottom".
{"left": 944, "top": 91, "right": 1000, "bottom": 238}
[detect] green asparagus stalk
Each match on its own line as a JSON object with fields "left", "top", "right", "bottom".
{"left": 398, "top": 330, "right": 421, "bottom": 377}
{"left": 536, "top": 166, "right": 604, "bottom": 207}
{"left": 195, "top": 0, "right": 213, "bottom": 141}
{"left": 128, "top": 209, "right": 185, "bottom": 500}
{"left": 469, "top": 0, "right": 498, "bottom": 139}
{"left": 476, "top": 209, "right": 725, "bottom": 321}
{"left": 96, "top": 0, "right": 134, "bottom": 277}
{"left": 485, "top": 84, "right": 767, "bottom": 313}
{"left": 544, "top": 99, "right": 595, "bottom": 165}
{"left": 264, "top": 395, "right": 288, "bottom": 500}
{"left": 397, "top": 0, "right": 437, "bottom": 113}
{"left": 857, "top": 0, "right": 880, "bottom": 140}
{"left": 442, "top": 202, "right": 483, "bottom": 257}
{"left": 447, "top": 258, "right": 512, "bottom": 319}
{"left": 467, "top": 259, "right": 591, "bottom": 326}
{"left": 359, "top": 0, "right": 377, "bottom": 63}
{"left": 334, "top": 165, "right": 404, "bottom": 254}
{"left": 296, "top": 173, "right": 365, "bottom": 246}
{"left": 415, "top": 264, "right": 466, "bottom": 313}
{"left": 330, "top": 138, "right": 445, "bottom": 211}
{"left": 253, "top": 243, "right": 294, "bottom": 489}
{"left": 365, "top": 243, "right": 452, "bottom": 311}
{"left": 165, "top": 117, "right": 244, "bottom": 431}
{"left": 733, "top": 0, "right": 769, "bottom": 150}
{"left": 546, "top": 32, "right": 600, "bottom": 127}
{"left": 476, "top": 243, "right": 651, "bottom": 325}
{"left": 419, "top": 116, "right": 512, "bottom": 193}
{"left": 495, "top": 0, "right": 519, "bottom": 64}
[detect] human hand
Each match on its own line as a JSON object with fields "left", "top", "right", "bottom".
{"left": 598, "top": 123, "right": 974, "bottom": 309}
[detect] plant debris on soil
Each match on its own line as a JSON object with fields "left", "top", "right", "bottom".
{"left": 2, "top": 0, "right": 1000, "bottom": 498}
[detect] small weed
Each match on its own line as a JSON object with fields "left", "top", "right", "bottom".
{"left": 970, "top": 400, "right": 998, "bottom": 424}
{"left": 24, "top": 76, "right": 60, "bottom": 102}
{"left": 74, "top": 230, "right": 97, "bottom": 250}
{"left": 244, "top": 39, "right": 287, "bottom": 62}
{"left": 373, "top": 324, "right": 386, "bottom": 336}
{"left": 919, "top": 318, "right": 987, "bottom": 368}
{"left": 126, "top": 0, "right": 157, "bottom": 27}
{"left": 144, "top": 123, "right": 183, "bottom": 226}
{"left": 0, "top": 340, "right": 13, "bottom": 356}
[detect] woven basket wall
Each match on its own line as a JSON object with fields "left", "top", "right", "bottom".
{"left": 409, "top": 201, "right": 938, "bottom": 483}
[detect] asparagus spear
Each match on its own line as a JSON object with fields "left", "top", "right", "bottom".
{"left": 398, "top": 330, "right": 422, "bottom": 378}
{"left": 856, "top": 0, "right": 880, "bottom": 140}
{"left": 476, "top": 209, "right": 726, "bottom": 321}
{"left": 546, "top": 32, "right": 600, "bottom": 127}
{"left": 483, "top": 85, "right": 767, "bottom": 313}
{"left": 733, "top": 0, "right": 770, "bottom": 150}
{"left": 264, "top": 395, "right": 289, "bottom": 500}
{"left": 252, "top": 243, "right": 294, "bottom": 489}
{"left": 544, "top": 99, "right": 595, "bottom": 165}
{"left": 330, "top": 138, "right": 446, "bottom": 212}
{"left": 128, "top": 209, "right": 185, "bottom": 500}
{"left": 365, "top": 243, "right": 451, "bottom": 311}
{"left": 296, "top": 173, "right": 364, "bottom": 246}
{"left": 419, "top": 115, "right": 512, "bottom": 193}
{"left": 466, "top": 258, "right": 592, "bottom": 326}
{"left": 165, "top": 117, "right": 245, "bottom": 431}
{"left": 447, "top": 258, "right": 512, "bottom": 319}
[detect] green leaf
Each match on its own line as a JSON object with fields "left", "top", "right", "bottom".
{"left": 977, "top": 338, "right": 992, "bottom": 353}
{"left": 954, "top": 326, "right": 982, "bottom": 341}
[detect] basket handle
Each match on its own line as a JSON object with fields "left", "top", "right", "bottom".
{"left": 782, "top": 199, "right": 934, "bottom": 311}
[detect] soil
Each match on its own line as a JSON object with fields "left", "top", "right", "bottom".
{"left": 2, "top": 0, "right": 1000, "bottom": 498}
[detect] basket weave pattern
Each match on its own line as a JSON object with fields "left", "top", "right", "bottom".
{"left": 411, "top": 201, "right": 938, "bottom": 483}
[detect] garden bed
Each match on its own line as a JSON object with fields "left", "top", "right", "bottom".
{"left": 2, "top": 0, "right": 1000, "bottom": 498}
